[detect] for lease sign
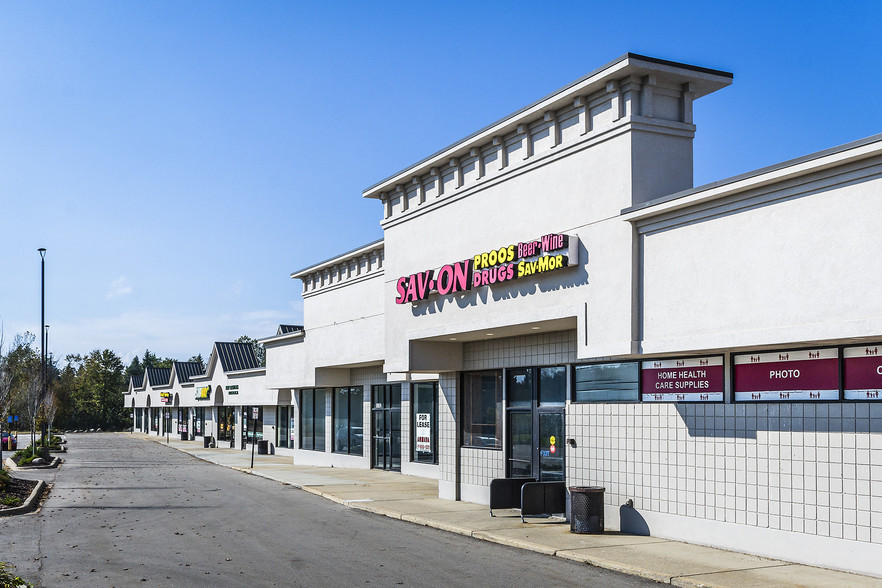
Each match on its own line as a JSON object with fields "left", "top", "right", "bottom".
{"left": 734, "top": 348, "right": 839, "bottom": 401}
{"left": 844, "top": 345, "right": 882, "bottom": 400}
{"left": 641, "top": 356, "right": 724, "bottom": 402}
{"left": 415, "top": 413, "right": 431, "bottom": 453}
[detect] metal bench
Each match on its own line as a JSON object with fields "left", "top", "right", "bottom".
{"left": 490, "top": 478, "right": 567, "bottom": 522}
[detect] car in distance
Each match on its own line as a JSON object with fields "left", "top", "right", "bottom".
{"left": 1, "top": 432, "right": 16, "bottom": 451}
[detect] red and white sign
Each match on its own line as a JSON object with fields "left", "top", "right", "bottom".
{"left": 844, "top": 345, "right": 882, "bottom": 400}
{"left": 415, "top": 413, "right": 431, "bottom": 453}
{"left": 641, "top": 356, "right": 724, "bottom": 402}
{"left": 734, "top": 348, "right": 838, "bottom": 401}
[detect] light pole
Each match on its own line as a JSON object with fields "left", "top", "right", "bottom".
{"left": 38, "top": 248, "right": 46, "bottom": 448}
{"left": 44, "top": 324, "right": 50, "bottom": 443}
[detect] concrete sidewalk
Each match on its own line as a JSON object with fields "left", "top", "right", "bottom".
{"left": 135, "top": 433, "right": 879, "bottom": 587}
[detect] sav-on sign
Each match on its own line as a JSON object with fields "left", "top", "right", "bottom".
{"left": 395, "top": 233, "right": 579, "bottom": 305}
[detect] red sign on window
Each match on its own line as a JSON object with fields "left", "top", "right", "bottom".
{"left": 844, "top": 345, "right": 882, "bottom": 400}
{"left": 641, "top": 356, "right": 724, "bottom": 402}
{"left": 734, "top": 348, "right": 839, "bottom": 401}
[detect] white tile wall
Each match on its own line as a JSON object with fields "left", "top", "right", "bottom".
{"left": 567, "top": 401, "right": 882, "bottom": 546}
{"left": 449, "top": 328, "right": 882, "bottom": 549}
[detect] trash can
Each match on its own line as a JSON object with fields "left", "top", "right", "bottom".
{"left": 203, "top": 436, "right": 213, "bottom": 448}
{"left": 180, "top": 432, "right": 188, "bottom": 441}
{"left": 569, "top": 486, "right": 605, "bottom": 534}
{"left": 257, "top": 440, "right": 269, "bottom": 455}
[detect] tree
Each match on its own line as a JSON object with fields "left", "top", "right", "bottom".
{"left": 188, "top": 354, "right": 204, "bottom": 365}
{"left": 236, "top": 335, "right": 266, "bottom": 368}
{"left": 75, "top": 350, "right": 126, "bottom": 430}
{"left": 141, "top": 349, "right": 173, "bottom": 370}
{"left": 43, "top": 387, "right": 58, "bottom": 446}
{"left": 0, "top": 330, "right": 15, "bottom": 464}
{"left": 23, "top": 364, "right": 44, "bottom": 454}
{"left": 4, "top": 333, "right": 39, "bottom": 439}
{"left": 125, "top": 355, "right": 142, "bottom": 380}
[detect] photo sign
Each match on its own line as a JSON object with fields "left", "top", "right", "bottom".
{"left": 844, "top": 345, "right": 882, "bottom": 400}
{"left": 734, "top": 348, "right": 839, "bottom": 401}
{"left": 415, "top": 413, "right": 431, "bottom": 453}
{"left": 641, "top": 356, "right": 724, "bottom": 402}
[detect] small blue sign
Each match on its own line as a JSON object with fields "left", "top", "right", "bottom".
{"left": 13, "top": 416, "right": 18, "bottom": 422}
{"left": 6, "top": 417, "right": 10, "bottom": 423}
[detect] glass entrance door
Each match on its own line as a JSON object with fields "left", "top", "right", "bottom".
{"left": 506, "top": 367, "right": 566, "bottom": 481}
{"left": 508, "top": 411, "right": 533, "bottom": 477}
{"left": 371, "top": 385, "right": 401, "bottom": 471}
{"left": 538, "top": 412, "right": 564, "bottom": 481}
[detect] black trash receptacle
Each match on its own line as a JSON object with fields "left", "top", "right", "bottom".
{"left": 180, "top": 432, "right": 188, "bottom": 441}
{"left": 203, "top": 436, "right": 212, "bottom": 448}
{"left": 257, "top": 440, "right": 269, "bottom": 455}
{"left": 569, "top": 486, "right": 605, "bottom": 534}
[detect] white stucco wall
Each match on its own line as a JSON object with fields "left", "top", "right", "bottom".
{"left": 639, "top": 156, "right": 882, "bottom": 353}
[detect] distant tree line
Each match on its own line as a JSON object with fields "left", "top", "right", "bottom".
{"left": 0, "top": 331, "right": 265, "bottom": 433}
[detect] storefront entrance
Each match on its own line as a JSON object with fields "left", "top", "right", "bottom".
{"left": 371, "top": 384, "right": 401, "bottom": 471}
{"left": 217, "top": 406, "right": 235, "bottom": 446}
{"left": 242, "top": 406, "right": 263, "bottom": 449}
{"left": 506, "top": 367, "right": 566, "bottom": 481}
{"left": 177, "top": 408, "right": 187, "bottom": 438}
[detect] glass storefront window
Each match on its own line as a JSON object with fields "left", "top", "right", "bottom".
{"left": 412, "top": 382, "right": 438, "bottom": 464}
{"left": 277, "top": 406, "right": 289, "bottom": 448}
{"left": 217, "top": 406, "right": 235, "bottom": 441}
{"left": 243, "top": 406, "right": 263, "bottom": 444}
{"left": 507, "top": 368, "right": 533, "bottom": 408}
{"left": 372, "top": 385, "right": 401, "bottom": 471}
{"left": 539, "top": 367, "right": 567, "bottom": 405}
{"left": 333, "top": 387, "right": 364, "bottom": 456}
{"left": 461, "top": 370, "right": 502, "bottom": 449}
{"left": 300, "top": 389, "right": 326, "bottom": 451}
{"left": 194, "top": 407, "right": 205, "bottom": 435}
{"left": 573, "top": 362, "right": 639, "bottom": 402}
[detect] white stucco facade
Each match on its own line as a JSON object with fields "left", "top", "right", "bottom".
{"left": 125, "top": 53, "right": 882, "bottom": 577}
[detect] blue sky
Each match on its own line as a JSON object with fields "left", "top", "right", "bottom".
{"left": 1, "top": 1, "right": 880, "bottom": 364}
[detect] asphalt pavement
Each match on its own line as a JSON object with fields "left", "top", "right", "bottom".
{"left": 135, "top": 431, "right": 882, "bottom": 588}
{"left": 0, "top": 433, "right": 658, "bottom": 587}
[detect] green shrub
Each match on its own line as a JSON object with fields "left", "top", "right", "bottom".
{"left": 0, "top": 496, "right": 20, "bottom": 507}
{"left": 0, "top": 469, "right": 9, "bottom": 493}
{"left": 13, "top": 445, "right": 49, "bottom": 465}
{"left": 0, "top": 562, "right": 31, "bottom": 588}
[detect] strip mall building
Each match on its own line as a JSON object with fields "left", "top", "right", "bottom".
{"left": 125, "top": 54, "right": 882, "bottom": 576}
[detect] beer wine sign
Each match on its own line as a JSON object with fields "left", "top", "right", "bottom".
{"left": 395, "top": 233, "right": 579, "bottom": 304}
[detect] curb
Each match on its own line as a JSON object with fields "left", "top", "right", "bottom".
{"left": 4, "top": 456, "right": 62, "bottom": 471}
{"left": 0, "top": 480, "right": 48, "bottom": 517}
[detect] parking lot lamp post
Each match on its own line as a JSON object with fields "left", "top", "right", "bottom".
{"left": 38, "top": 248, "right": 46, "bottom": 447}
{"left": 43, "top": 324, "right": 49, "bottom": 442}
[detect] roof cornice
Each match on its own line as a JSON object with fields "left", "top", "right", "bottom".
{"left": 362, "top": 53, "right": 732, "bottom": 200}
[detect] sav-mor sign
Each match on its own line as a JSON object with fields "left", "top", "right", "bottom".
{"left": 395, "top": 233, "right": 579, "bottom": 304}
